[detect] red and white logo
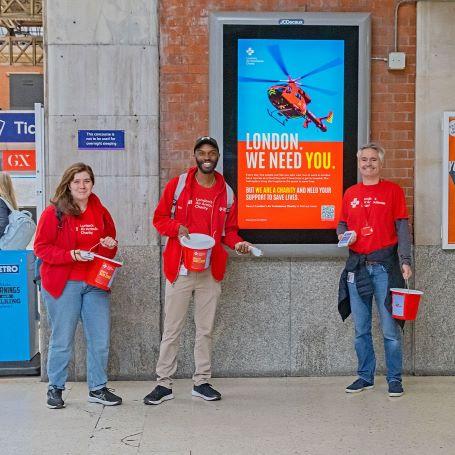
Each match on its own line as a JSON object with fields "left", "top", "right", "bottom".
{"left": 350, "top": 197, "right": 360, "bottom": 208}
{"left": 2, "top": 150, "right": 36, "bottom": 172}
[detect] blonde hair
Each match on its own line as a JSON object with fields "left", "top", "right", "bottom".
{"left": 0, "top": 172, "right": 18, "bottom": 210}
{"left": 51, "top": 162, "right": 95, "bottom": 216}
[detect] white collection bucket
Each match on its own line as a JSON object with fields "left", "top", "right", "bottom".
{"left": 180, "top": 233, "right": 215, "bottom": 272}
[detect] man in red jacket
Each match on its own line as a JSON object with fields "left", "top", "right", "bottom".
{"left": 144, "top": 136, "right": 251, "bottom": 405}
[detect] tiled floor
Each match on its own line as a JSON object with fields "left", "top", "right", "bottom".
{"left": 1, "top": 376, "right": 454, "bottom": 455}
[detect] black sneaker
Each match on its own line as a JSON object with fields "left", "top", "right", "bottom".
{"left": 88, "top": 387, "right": 122, "bottom": 406}
{"left": 143, "top": 385, "right": 174, "bottom": 405}
{"left": 192, "top": 383, "right": 221, "bottom": 401}
{"left": 388, "top": 380, "right": 404, "bottom": 397}
{"left": 47, "top": 388, "right": 65, "bottom": 409}
{"left": 345, "top": 378, "right": 374, "bottom": 393}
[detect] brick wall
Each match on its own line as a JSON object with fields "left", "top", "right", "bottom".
{"left": 159, "top": 0, "right": 416, "bottom": 220}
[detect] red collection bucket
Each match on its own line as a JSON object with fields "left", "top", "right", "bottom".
{"left": 180, "top": 233, "right": 215, "bottom": 272}
{"left": 86, "top": 254, "right": 123, "bottom": 291}
{"left": 390, "top": 288, "right": 423, "bottom": 320}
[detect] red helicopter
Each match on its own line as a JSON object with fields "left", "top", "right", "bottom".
{"left": 239, "top": 45, "right": 342, "bottom": 132}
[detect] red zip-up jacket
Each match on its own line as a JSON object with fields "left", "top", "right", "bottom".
{"left": 34, "top": 193, "right": 117, "bottom": 298}
{"left": 153, "top": 166, "right": 243, "bottom": 283}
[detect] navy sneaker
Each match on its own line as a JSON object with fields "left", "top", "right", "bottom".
{"left": 388, "top": 380, "right": 404, "bottom": 397}
{"left": 88, "top": 387, "right": 122, "bottom": 406}
{"left": 47, "top": 388, "right": 65, "bottom": 409}
{"left": 143, "top": 385, "right": 174, "bottom": 405}
{"left": 345, "top": 378, "right": 374, "bottom": 393}
{"left": 192, "top": 383, "right": 221, "bottom": 401}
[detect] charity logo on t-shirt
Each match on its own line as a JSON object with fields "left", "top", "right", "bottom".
{"left": 349, "top": 196, "right": 387, "bottom": 209}
{"left": 70, "top": 204, "right": 103, "bottom": 280}
{"left": 76, "top": 223, "right": 99, "bottom": 236}
{"left": 74, "top": 205, "right": 101, "bottom": 248}
{"left": 187, "top": 183, "right": 219, "bottom": 235}
{"left": 194, "top": 197, "right": 213, "bottom": 212}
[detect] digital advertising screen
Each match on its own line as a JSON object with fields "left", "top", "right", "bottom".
{"left": 210, "top": 14, "right": 370, "bottom": 252}
{"left": 237, "top": 38, "right": 344, "bottom": 231}
{"left": 442, "top": 113, "right": 455, "bottom": 249}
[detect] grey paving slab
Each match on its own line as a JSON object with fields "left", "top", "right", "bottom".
{"left": 1, "top": 377, "right": 455, "bottom": 455}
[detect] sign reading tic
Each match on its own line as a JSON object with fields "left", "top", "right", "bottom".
{"left": 0, "top": 112, "right": 35, "bottom": 142}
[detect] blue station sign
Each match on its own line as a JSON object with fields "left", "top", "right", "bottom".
{"left": 78, "top": 130, "right": 125, "bottom": 150}
{"left": 0, "top": 112, "right": 35, "bottom": 143}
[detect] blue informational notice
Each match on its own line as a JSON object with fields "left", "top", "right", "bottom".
{"left": 78, "top": 130, "right": 125, "bottom": 150}
{"left": 0, "top": 251, "right": 38, "bottom": 362}
{"left": 0, "top": 112, "right": 35, "bottom": 142}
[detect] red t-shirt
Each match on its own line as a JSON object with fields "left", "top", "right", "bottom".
{"left": 187, "top": 182, "right": 219, "bottom": 235}
{"left": 339, "top": 179, "right": 408, "bottom": 254}
{"left": 69, "top": 204, "right": 102, "bottom": 281}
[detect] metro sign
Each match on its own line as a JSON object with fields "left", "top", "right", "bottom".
{"left": 2, "top": 150, "right": 36, "bottom": 172}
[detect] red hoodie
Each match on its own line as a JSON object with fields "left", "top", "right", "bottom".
{"left": 34, "top": 193, "right": 117, "bottom": 298}
{"left": 153, "top": 167, "right": 243, "bottom": 283}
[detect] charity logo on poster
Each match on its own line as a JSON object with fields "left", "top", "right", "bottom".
{"left": 237, "top": 39, "right": 345, "bottom": 230}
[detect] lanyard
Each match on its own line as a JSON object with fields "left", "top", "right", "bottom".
{"left": 361, "top": 199, "right": 373, "bottom": 227}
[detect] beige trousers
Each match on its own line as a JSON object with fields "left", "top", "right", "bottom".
{"left": 156, "top": 268, "right": 221, "bottom": 388}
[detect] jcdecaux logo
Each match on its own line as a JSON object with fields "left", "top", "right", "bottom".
{"left": 0, "top": 265, "right": 19, "bottom": 273}
{"left": 279, "top": 19, "right": 305, "bottom": 25}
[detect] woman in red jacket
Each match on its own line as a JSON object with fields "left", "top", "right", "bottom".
{"left": 34, "top": 162, "right": 122, "bottom": 409}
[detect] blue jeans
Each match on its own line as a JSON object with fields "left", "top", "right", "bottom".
{"left": 42, "top": 281, "right": 110, "bottom": 391}
{"left": 347, "top": 264, "right": 402, "bottom": 384}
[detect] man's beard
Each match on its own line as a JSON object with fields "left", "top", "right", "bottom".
{"left": 196, "top": 158, "right": 218, "bottom": 174}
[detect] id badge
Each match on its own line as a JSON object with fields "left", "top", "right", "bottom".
{"left": 361, "top": 226, "right": 374, "bottom": 237}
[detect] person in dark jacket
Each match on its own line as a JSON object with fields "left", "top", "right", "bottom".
{"left": 0, "top": 171, "right": 18, "bottom": 237}
{"left": 143, "top": 136, "right": 252, "bottom": 405}
{"left": 34, "top": 163, "right": 122, "bottom": 409}
{"left": 337, "top": 143, "right": 412, "bottom": 397}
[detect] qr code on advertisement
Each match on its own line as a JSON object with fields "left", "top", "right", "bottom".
{"left": 321, "top": 205, "right": 335, "bottom": 221}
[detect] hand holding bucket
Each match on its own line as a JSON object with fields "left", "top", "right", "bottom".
{"left": 83, "top": 240, "right": 123, "bottom": 291}
{"left": 180, "top": 233, "right": 215, "bottom": 272}
{"left": 390, "top": 280, "right": 423, "bottom": 321}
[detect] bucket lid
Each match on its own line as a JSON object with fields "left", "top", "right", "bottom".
{"left": 390, "top": 288, "right": 423, "bottom": 295}
{"left": 92, "top": 253, "right": 123, "bottom": 266}
{"left": 180, "top": 233, "right": 215, "bottom": 250}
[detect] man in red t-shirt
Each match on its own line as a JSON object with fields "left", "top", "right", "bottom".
{"left": 144, "top": 136, "right": 252, "bottom": 405}
{"left": 337, "top": 143, "right": 412, "bottom": 397}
